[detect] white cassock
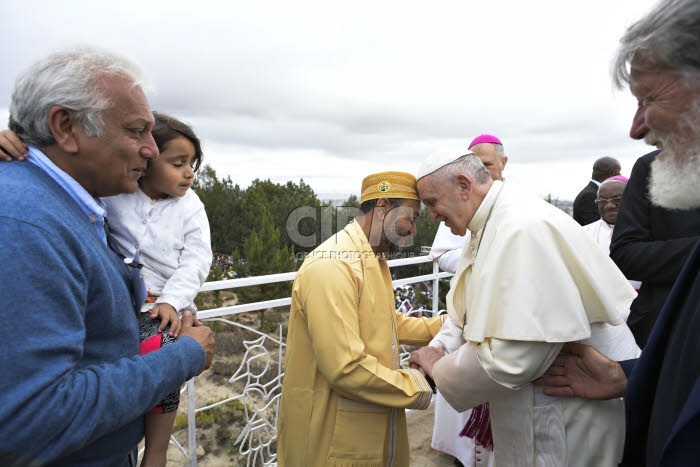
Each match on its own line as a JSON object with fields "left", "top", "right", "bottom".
{"left": 581, "top": 218, "right": 614, "bottom": 253}
{"left": 433, "top": 181, "right": 640, "bottom": 467}
{"left": 428, "top": 223, "right": 492, "bottom": 467}
{"left": 582, "top": 219, "right": 642, "bottom": 290}
{"left": 428, "top": 221, "right": 466, "bottom": 274}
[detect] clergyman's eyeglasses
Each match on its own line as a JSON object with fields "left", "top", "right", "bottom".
{"left": 595, "top": 197, "right": 622, "bottom": 206}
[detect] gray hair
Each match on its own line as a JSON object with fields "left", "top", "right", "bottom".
{"left": 9, "top": 45, "right": 150, "bottom": 148}
{"left": 613, "top": 0, "right": 700, "bottom": 88}
{"left": 491, "top": 143, "right": 506, "bottom": 159}
{"left": 433, "top": 153, "right": 491, "bottom": 184}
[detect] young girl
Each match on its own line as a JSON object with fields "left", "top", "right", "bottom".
{"left": 0, "top": 112, "right": 213, "bottom": 467}
{"left": 109, "top": 111, "right": 213, "bottom": 467}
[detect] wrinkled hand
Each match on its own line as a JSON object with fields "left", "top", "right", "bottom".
{"left": 408, "top": 345, "right": 444, "bottom": 379}
{"left": 180, "top": 321, "right": 215, "bottom": 373}
{"left": 533, "top": 342, "right": 628, "bottom": 400}
{"left": 0, "top": 129, "right": 27, "bottom": 161}
{"left": 150, "top": 303, "right": 182, "bottom": 336}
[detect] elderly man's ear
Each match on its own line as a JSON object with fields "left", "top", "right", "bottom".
{"left": 48, "top": 106, "right": 80, "bottom": 154}
{"left": 456, "top": 174, "right": 472, "bottom": 199}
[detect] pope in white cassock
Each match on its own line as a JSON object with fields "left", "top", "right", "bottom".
{"left": 409, "top": 151, "right": 640, "bottom": 467}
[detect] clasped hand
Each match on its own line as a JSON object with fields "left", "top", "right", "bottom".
{"left": 408, "top": 345, "right": 445, "bottom": 378}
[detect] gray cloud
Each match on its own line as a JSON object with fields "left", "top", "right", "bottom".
{"left": 0, "top": 0, "right": 658, "bottom": 199}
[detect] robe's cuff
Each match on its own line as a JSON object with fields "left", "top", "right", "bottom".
{"left": 429, "top": 316, "right": 463, "bottom": 353}
{"left": 432, "top": 342, "right": 512, "bottom": 412}
{"left": 407, "top": 368, "right": 434, "bottom": 409}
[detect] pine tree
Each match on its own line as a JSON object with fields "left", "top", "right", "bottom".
{"left": 242, "top": 207, "right": 297, "bottom": 329}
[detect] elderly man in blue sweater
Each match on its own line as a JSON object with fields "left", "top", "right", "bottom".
{"left": 0, "top": 47, "right": 215, "bottom": 466}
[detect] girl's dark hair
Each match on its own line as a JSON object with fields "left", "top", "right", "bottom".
{"left": 151, "top": 111, "right": 203, "bottom": 172}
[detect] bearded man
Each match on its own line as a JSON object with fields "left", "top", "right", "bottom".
{"left": 535, "top": 1, "right": 700, "bottom": 465}
{"left": 277, "top": 171, "right": 445, "bottom": 467}
{"left": 609, "top": 148, "right": 700, "bottom": 347}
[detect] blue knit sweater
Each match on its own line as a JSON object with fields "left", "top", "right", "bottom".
{"left": 0, "top": 161, "right": 205, "bottom": 466}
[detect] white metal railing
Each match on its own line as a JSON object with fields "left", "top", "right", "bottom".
{"left": 166, "top": 254, "right": 452, "bottom": 467}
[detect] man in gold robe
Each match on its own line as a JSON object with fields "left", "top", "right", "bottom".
{"left": 410, "top": 152, "right": 640, "bottom": 466}
{"left": 278, "top": 171, "right": 445, "bottom": 467}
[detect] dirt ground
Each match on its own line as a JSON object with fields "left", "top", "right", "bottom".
{"left": 407, "top": 406, "right": 460, "bottom": 467}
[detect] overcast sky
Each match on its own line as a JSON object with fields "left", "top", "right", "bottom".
{"left": 1, "top": 0, "right": 661, "bottom": 201}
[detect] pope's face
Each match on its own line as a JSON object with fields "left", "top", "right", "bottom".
{"left": 417, "top": 174, "right": 470, "bottom": 236}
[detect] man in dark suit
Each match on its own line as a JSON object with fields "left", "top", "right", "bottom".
{"left": 573, "top": 157, "right": 621, "bottom": 225}
{"left": 534, "top": 1, "right": 700, "bottom": 465}
{"left": 610, "top": 149, "right": 700, "bottom": 348}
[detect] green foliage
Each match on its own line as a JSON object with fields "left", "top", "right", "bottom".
{"left": 414, "top": 207, "right": 440, "bottom": 259}
{"left": 206, "top": 320, "right": 234, "bottom": 334}
{"left": 240, "top": 207, "right": 297, "bottom": 329}
{"left": 173, "top": 413, "right": 189, "bottom": 431}
{"left": 392, "top": 206, "right": 440, "bottom": 280}
{"left": 194, "top": 267, "right": 226, "bottom": 310}
{"left": 436, "top": 279, "right": 451, "bottom": 310}
{"left": 195, "top": 165, "right": 332, "bottom": 262}
{"left": 337, "top": 194, "right": 361, "bottom": 223}
{"left": 241, "top": 178, "right": 321, "bottom": 253}
{"left": 243, "top": 207, "right": 296, "bottom": 299}
{"left": 414, "top": 286, "right": 431, "bottom": 308}
{"left": 196, "top": 410, "right": 215, "bottom": 428}
{"left": 173, "top": 399, "right": 249, "bottom": 431}
{"left": 342, "top": 194, "right": 361, "bottom": 208}
{"left": 193, "top": 165, "right": 244, "bottom": 255}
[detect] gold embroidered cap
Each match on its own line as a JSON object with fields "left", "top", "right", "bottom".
{"left": 360, "top": 171, "right": 419, "bottom": 204}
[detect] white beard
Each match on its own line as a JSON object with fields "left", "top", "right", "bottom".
{"left": 647, "top": 100, "right": 700, "bottom": 210}
{"left": 649, "top": 152, "right": 700, "bottom": 210}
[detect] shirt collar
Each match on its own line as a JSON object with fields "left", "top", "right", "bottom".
{"left": 27, "top": 145, "right": 108, "bottom": 243}
{"left": 468, "top": 180, "right": 504, "bottom": 233}
{"left": 346, "top": 218, "right": 374, "bottom": 253}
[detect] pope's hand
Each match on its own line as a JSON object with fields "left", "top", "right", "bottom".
{"left": 408, "top": 345, "right": 444, "bottom": 379}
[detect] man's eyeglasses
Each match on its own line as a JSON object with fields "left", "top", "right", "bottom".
{"left": 595, "top": 197, "right": 622, "bottom": 206}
